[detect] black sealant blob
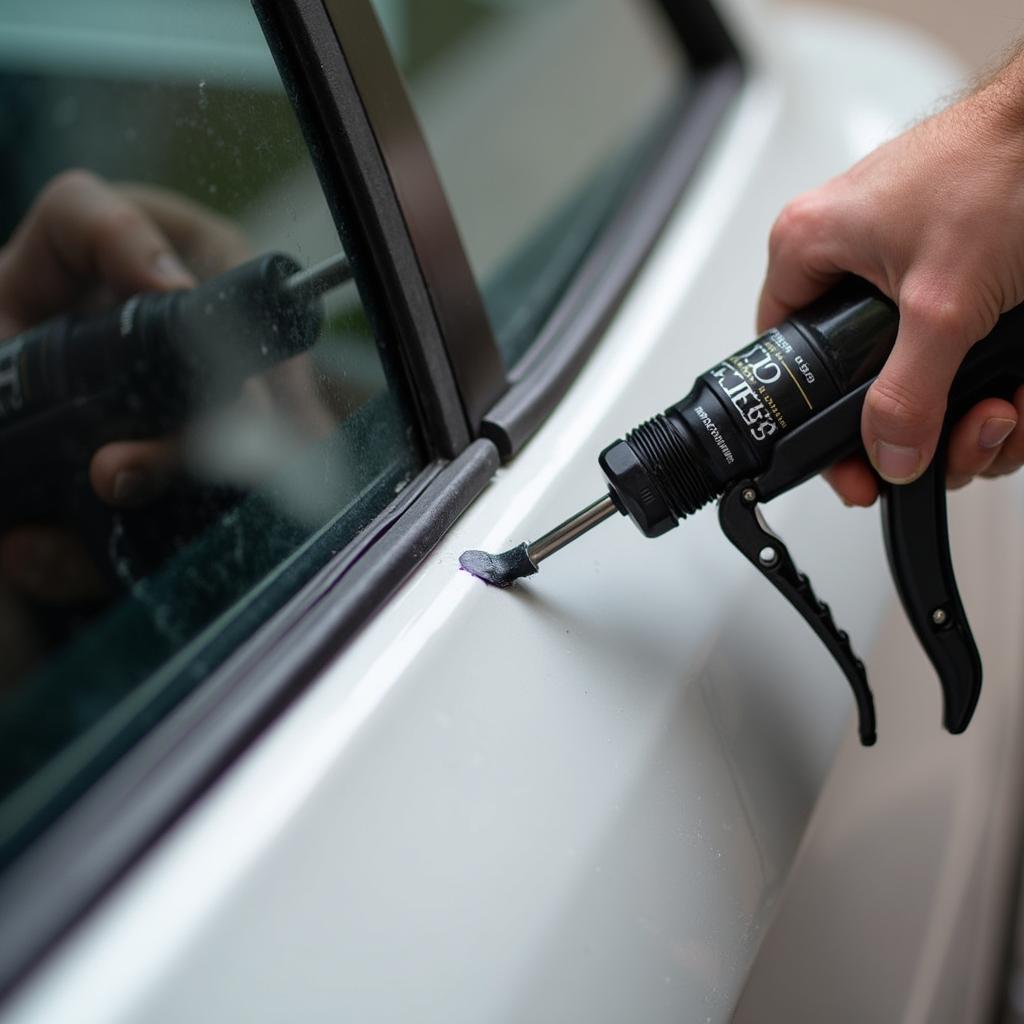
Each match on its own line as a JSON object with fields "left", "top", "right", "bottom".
{"left": 459, "top": 544, "right": 538, "bottom": 587}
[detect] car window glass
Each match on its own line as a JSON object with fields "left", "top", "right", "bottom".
{"left": 373, "top": 0, "right": 688, "bottom": 366}
{"left": 0, "top": 0, "right": 421, "bottom": 867}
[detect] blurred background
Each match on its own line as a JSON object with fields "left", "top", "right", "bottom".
{"left": 781, "top": 5, "right": 1024, "bottom": 1022}
{"left": 800, "top": 0, "right": 1022, "bottom": 67}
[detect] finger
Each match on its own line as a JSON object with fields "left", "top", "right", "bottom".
{"left": 89, "top": 439, "right": 180, "bottom": 508}
{"left": 756, "top": 195, "right": 846, "bottom": 332}
{"left": 0, "top": 170, "right": 195, "bottom": 328}
{"left": 0, "top": 526, "right": 107, "bottom": 604}
{"left": 945, "top": 397, "right": 1017, "bottom": 488}
{"left": 822, "top": 454, "right": 879, "bottom": 507}
{"left": 861, "top": 286, "right": 978, "bottom": 485}
{"left": 981, "top": 384, "right": 1024, "bottom": 478}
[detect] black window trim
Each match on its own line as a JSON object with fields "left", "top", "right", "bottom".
{"left": 260, "top": 0, "right": 477, "bottom": 461}
{"left": 319, "top": 0, "right": 508, "bottom": 437}
{"left": 0, "top": 442, "right": 498, "bottom": 1002}
{"left": 0, "top": 0, "right": 744, "bottom": 1002}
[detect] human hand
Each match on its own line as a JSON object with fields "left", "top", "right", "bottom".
{"left": 757, "top": 52, "right": 1024, "bottom": 506}
{"left": 0, "top": 170, "right": 250, "bottom": 600}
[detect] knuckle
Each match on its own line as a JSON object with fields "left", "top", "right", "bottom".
{"left": 899, "top": 283, "right": 972, "bottom": 344}
{"left": 865, "top": 375, "right": 938, "bottom": 439}
{"left": 769, "top": 194, "right": 827, "bottom": 254}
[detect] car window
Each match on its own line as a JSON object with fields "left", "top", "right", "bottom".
{"left": 0, "top": 0, "right": 422, "bottom": 868}
{"left": 372, "top": 0, "right": 689, "bottom": 366}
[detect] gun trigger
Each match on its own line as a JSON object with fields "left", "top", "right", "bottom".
{"left": 880, "top": 436, "right": 982, "bottom": 733}
{"left": 718, "top": 482, "right": 877, "bottom": 746}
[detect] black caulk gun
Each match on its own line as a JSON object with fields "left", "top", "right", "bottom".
{"left": 461, "top": 279, "right": 1024, "bottom": 745}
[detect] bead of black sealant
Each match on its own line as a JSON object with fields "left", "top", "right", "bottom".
{"left": 459, "top": 495, "right": 619, "bottom": 587}
{"left": 458, "top": 544, "right": 538, "bottom": 588}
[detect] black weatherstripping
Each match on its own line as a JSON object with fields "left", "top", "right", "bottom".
{"left": 659, "top": 0, "right": 740, "bottom": 69}
{"left": 0, "top": 440, "right": 500, "bottom": 1001}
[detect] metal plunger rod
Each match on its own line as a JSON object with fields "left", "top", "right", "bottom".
{"left": 526, "top": 494, "right": 618, "bottom": 565}
{"left": 283, "top": 252, "right": 352, "bottom": 298}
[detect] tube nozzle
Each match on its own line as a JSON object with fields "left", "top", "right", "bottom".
{"left": 459, "top": 494, "right": 618, "bottom": 587}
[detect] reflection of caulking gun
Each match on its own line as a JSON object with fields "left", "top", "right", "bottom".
{"left": 462, "top": 279, "right": 1024, "bottom": 744}
{"left": 0, "top": 250, "right": 352, "bottom": 585}
{"left": 0, "top": 251, "right": 350, "bottom": 572}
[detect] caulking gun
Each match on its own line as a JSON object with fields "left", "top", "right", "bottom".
{"left": 462, "top": 279, "right": 1024, "bottom": 745}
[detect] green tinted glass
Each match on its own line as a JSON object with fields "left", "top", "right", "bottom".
{"left": 0, "top": 0, "right": 421, "bottom": 866}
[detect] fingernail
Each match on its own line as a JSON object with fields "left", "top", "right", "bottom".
{"left": 152, "top": 252, "right": 194, "bottom": 287}
{"left": 979, "top": 417, "right": 1016, "bottom": 449}
{"left": 873, "top": 441, "right": 922, "bottom": 483}
{"left": 113, "top": 470, "right": 153, "bottom": 505}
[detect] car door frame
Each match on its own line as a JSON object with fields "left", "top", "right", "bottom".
{"left": 0, "top": 0, "right": 744, "bottom": 1003}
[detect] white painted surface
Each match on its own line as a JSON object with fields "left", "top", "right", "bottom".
{"left": 734, "top": 476, "right": 1024, "bottom": 1024}
{"left": 6, "top": 5, "right": 1019, "bottom": 1024}
{"left": 731, "top": 11, "right": 1024, "bottom": 1022}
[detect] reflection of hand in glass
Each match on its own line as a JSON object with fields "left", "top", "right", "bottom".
{"left": 0, "top": 170, "right": 252, "bottom": 601}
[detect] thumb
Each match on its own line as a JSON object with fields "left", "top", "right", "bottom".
{"left": 862, "top": 298, "right": 974, "bottom": 484}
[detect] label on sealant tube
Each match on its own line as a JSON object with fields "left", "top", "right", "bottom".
{"left": 707, "top": 326, "right": 840, "bottom": 439}
{"left": 682, "top": 325, "right": 843, "bottom": 480}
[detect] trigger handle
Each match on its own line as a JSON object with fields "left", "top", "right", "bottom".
{"left": 880, "top": 438, "right": 982, "bottom": 732}
{"left": 719, "top": 482, "right": 877, "bottom": 745}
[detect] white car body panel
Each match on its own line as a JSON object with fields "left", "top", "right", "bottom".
{"left": 8, "top": 5, "right": 1023, "bottom": 1023}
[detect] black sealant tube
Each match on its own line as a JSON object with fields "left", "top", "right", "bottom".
{"left": 0, "top": 253, "right": 319, "bottom": 434}
{"left": 600, "top": 280, "right": 899, "bottom": 537}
